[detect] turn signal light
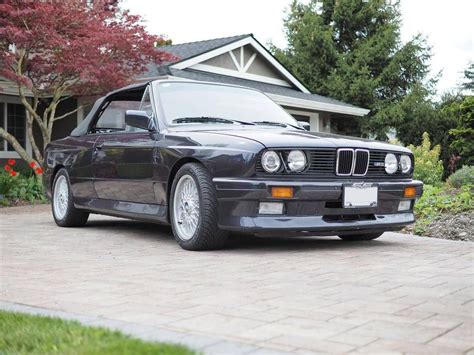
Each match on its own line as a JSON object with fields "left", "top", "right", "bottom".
{"left": 271, "top": 187, "right": 294, "bottom": 198}
{"left": 404, "top": 186, "right": 417, "bottom": 198}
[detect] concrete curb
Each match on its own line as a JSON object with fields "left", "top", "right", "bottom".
{"left": 0, "top": 301, "right": 291, "bottom": 355}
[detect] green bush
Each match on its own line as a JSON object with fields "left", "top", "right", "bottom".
{"left": 408, "top": 132, "right": 444, "bottom": 185}
{"left": 447, "top": 165, "right": 474, "bottom": 188}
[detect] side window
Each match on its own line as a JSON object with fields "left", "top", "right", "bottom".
{"left": 140, "top": 87, "right": 153, "bottom": 116}
{"left": 94, "top": 100, "right": 140, "bottom": 133}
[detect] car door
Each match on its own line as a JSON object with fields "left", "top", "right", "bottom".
{"left": 91, "top": 87, "right": 157, "bottom": 204}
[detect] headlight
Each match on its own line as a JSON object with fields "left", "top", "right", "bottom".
{"left": 287, "top": 150, "right": 306, "bottom": 172}
{"left": 261, "top": 151, "right": 281, "bottom": 173}
{"left": 385, "top": 153, "right": 398, "bottom": 174}
{"left": 400, "top": 154, "right": 412, "bottom": 173}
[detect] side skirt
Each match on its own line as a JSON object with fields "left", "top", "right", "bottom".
{"left": 73, "top": 197, "right": 169, "bottom": 225}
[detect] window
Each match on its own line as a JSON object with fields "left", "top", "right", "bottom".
{"left": 0, "top": 102, "right": 26, "bottom": 151}
{"left": 94, "top": 100, "right": 140, "bottom": 132}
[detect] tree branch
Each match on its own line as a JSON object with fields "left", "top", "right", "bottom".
{"left": 0, "top": 127, "right": 37, "bottom": 167}
{"left": 53, "top": 105, "right": 82, "bottom": 122}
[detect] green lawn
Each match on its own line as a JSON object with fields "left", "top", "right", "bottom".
{"left": 0, "top": 310, "right": 197, "bottom": 355}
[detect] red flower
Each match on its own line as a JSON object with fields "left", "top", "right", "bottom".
{"left": 29, "top": 161, "right": 36, "bottom": 168}
{"left": 35, "top": 167, "right": 43, "bottom": 174}
{"left": 10, "top": 171, "right": 17, "bottom": 177}
{"left": 7, "top": 159, "right": 16, "bottom": 165}
{"left": 4, "top": 165, "right": 11, "bottom": 171}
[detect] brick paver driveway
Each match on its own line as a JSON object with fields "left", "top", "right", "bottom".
{"left": 1, "top": 205, "right": 473, "bottom": 354}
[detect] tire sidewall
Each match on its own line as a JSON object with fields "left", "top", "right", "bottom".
{"left": 52, "top": 169, "right": 74, "bottom": 226}
{"left": 170, "top": 165, "right": 204, "bottom": 246}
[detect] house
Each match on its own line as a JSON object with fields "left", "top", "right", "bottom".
{"left": 0, "top": 34, "right": 369, "bottom": 162}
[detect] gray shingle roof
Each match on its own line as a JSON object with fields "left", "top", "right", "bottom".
{"left": 160, "top": 34, "right": 250, "bottom": 62}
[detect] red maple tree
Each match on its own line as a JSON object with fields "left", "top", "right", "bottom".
{"left": 0, "top": 0, "right": 174, "bottom": 168}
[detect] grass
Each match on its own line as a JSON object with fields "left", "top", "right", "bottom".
{"left": 0, "top": 310, "right": 197, "bottom": 355}
{"left": 413, "top": 184, "right": 473, "bottom": 234}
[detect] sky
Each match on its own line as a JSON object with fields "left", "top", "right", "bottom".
{"left": 122, "top": 0, "right": 473, "bottom": 94}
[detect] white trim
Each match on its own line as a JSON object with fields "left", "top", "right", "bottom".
{"left": 228, "top": 50, "right": 241, "bottom": 71}
{"left": 190, "top": 63, "right": 292, "bottom": 87}
{"left": 171, "top": 36, "right": 311, "bottom": 93}
{"left": 243, "top": 53, "right": 257, "bottom": 73}
{"left": 268, "top": 93, "right": 370, "bottom": 117}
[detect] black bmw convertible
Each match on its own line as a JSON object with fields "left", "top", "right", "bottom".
{"left": 43, "top": 80, "right": 423, "bottom": 250}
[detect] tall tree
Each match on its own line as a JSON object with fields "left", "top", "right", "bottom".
{"left": 272, "top": 0, "right": 433, "bottom": 139}
{"left": 0, "top": 0, "right": 173, "bottom": 168}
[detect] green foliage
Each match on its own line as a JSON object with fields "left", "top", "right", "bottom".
{"left": 272, "top": 0, "right": 433, "bottom": 139}
{"left": 445, "top": 96, "right": 474, "bottom": 165}
{"left": 0, "top": 171, "right": 45, "bottom": 205}
{"left": 448, "top": 165, "right": 474, "bottom": 188}
{"left": 413, "top": 184, "right": 473, "bottom": 234}
{"left": 0, "top": 310, "right": 196, "bottom": 355}
{"left": 461, "top": 63, "right": 474, "bottom": 91}
{"left": 408, "top": 133, "right": 444, "bottom": 185}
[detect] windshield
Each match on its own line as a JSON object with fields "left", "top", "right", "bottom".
{"left": 156, "top": 82, "right": 299, "bottom": 127}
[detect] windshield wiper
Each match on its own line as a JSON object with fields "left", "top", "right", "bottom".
{"left": 252, "top": 121, "right": 304, "bottom": 130}
{"left": 172, "top": 116, "right": 255, "bottom": 125}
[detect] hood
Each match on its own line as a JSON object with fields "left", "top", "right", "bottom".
{"left": 190, "top": 127, "right": 411, "bottom": 153}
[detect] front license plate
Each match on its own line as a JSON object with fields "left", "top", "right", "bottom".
{"left": 343, "top": 184, "right": 378, "bottom": 208}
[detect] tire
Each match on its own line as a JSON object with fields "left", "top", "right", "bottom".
{"left": 170, "top": 163, "right": 228, "bottom": 251}
{"left": 338, "top": 232, "right": 384, "bottom": 241}
{"left": 51, "top": 168, "right": 89, "bottom": 227}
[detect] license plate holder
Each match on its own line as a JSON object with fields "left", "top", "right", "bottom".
{"left": 343, "top": 183, "right": 378, "bottom": 208}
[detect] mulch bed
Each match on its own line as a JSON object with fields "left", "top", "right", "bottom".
{"left": 403, "top": 211, "right": 474, "bottom": 242}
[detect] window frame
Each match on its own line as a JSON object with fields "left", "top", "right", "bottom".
{"left": 0, "top": 96, "right": 32, "bottom": 159}
{"left": 87, "top": 85, "right": 157, "bottom": 136}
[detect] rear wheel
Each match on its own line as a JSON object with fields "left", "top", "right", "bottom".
{"left": 338, "top": 232, "right": 383, "bottom": 241}
{"left": 52, "top": 168, "right": 89, "bottom": 227}
{"left": 170, "top": 163, "right": 228, "bottom": 250}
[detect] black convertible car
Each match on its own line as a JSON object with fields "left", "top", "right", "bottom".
{"left": 44, "top": 80, "right": 423, "bottom": 250}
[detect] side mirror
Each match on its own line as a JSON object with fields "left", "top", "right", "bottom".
{"left": 297, "top": 121, "right": 311, "bottom": 131}
{"left": 125, "top": 110, "right": 156, "bottom": 132}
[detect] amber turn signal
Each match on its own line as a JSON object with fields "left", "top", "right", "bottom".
{"left": 404, "top": 186, "right": 417, "bottom": 198}
{"left": 271, "top": 186, "right": 294, "bottom": 198}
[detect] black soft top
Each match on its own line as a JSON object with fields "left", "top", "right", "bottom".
{"left": 70, "top": 82, "right": 149, "bottom": 137}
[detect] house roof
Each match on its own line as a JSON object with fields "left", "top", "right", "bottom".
{"left": 140, "top": 34, "right": 370, "bottom": 116}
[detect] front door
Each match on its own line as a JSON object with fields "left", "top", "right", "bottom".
{"left": 92, "top": 132, "right": 156, "bottom": 204}
{"left": 90, "top": 89, "right": 157, "bottom": 204}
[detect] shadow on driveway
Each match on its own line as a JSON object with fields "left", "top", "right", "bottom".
{"left": 82, "top": 217, "right": 401, "bottom": 253}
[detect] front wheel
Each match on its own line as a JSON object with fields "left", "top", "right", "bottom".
{"left": 52, "top": 168, "right": 89, "bottom": 227}
{"left": 170, "top": 163, "right": 228, "bottom": 251}
{"left": 338, "top": 232, "right": 383, "bottom": 241}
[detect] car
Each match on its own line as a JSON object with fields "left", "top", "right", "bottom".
{"left": 43, "top": 80, "right": 423, "bottom": 250}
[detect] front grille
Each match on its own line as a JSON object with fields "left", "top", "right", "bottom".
{"left": 353, "top": 150, "right": 369, "bottom": 176}
{"left": 336, "top": 149, "right": 354, "bottom": 175}
{"left": 256, "top": 149, "right": 412, "bottom": 179}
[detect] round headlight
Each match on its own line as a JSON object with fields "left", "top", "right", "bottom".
{"left": 385, "top": 153, "right": 398, "bottom": 174}
{"left": 400, "top": 154, "right": 412, "bottom": 173}
{"left": 287, "top": 150, "right": 306, "bottom": 172}
{"left": 261, "top": 151, "right": 281, "bottom": 173}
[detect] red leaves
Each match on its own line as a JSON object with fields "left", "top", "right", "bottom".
{"left": 0, "top": 0, "right": 175, "bottom": 97}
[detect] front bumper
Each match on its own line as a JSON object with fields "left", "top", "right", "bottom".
{"left": 213, "top": 178, "right": 423, "bottom": 235}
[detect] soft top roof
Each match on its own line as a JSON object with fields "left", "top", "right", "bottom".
{"left": 70, "top": 82, "right": 149, "bottom": 137}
